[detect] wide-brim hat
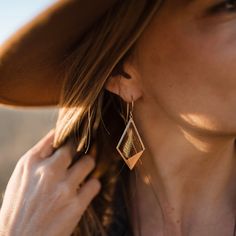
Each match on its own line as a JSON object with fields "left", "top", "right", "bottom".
{"left": 0, "top": 0, "right": 160, "bottom": 108}
{"left": 0, "top": 0, "right": 162, "bottom": 107}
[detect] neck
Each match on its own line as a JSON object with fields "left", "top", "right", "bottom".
{"left": 128, "top": 102, "right": 236, "bottom": 236}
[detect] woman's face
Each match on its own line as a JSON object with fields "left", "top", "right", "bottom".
{"left": 127, "top": 0, "right": 236, "bottom": 135}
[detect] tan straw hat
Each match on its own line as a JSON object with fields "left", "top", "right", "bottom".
{"left": 0, "top": 0, "right": 118, "bottom": 107}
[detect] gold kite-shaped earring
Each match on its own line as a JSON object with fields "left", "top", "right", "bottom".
{"left": 116, "top": 97, "right": 145, "bottom": 170}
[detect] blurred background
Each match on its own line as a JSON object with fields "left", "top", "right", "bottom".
{"left": 0, "top": 0, "right": 58, "bottom": 203}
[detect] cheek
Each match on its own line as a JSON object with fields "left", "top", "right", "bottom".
{"left": 136, "top": 18, "right": 236, "bottom": 133}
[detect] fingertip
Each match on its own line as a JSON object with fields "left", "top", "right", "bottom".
{"left": 47, "top": 129, "right": 55, "bottom": 138}
{"left": 44, "top": 129, "right": 56, "bottom": 147}
{"left": 34, "top": 129, "right": 56, "bottom": 159}
{"left": 90, "top": 178, "right": 102, "bottom": 194}
{"left": 73, "top": 178, "right": 102, "bottom": 216}
{"left": 40, "top": 129, "right": 55, "bottom": 146}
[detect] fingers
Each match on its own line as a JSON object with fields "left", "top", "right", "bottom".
{"left": 49, "top": 137, "right": 77, "bottom": 170}
{"left": 65, "top": 155, "right": 95, "bottom": 188}
{"left": 72, "top": 178, "right": 101, "bottom": 216}
{"left": 28, "top": 129, "right": 56, "bottom": 159}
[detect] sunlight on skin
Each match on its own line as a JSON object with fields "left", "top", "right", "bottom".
{"left": 180, "top": 113, "right": 230, "bottom": 153}
{"left": 180, "top": 113, "right": 218, "bottom": 131}
{"left": 142, "top": 175, "right": 151, "bottom": 185}
{"left": 180, "top": 128, "right": 213, "bottom": 153}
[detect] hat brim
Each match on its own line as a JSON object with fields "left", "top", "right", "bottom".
{"left": 0, "top": 0, "right": 117, "bottom": 107}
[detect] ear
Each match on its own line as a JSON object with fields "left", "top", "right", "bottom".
{"left": 104, "top": 61, "right": 143, "bottom": 103}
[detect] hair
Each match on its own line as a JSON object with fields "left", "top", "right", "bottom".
{"left": 53, "top": 0, "right": 163, "bottom": 235}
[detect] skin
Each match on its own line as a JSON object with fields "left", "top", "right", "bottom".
{"left": 105, "top": 0, "right": 236, "bottom": 235}
{"left": 1, "top": 1, "right": 236, "bottom": 235}
{"left": 0, "top": 130, "right": 101, "bottom": 236}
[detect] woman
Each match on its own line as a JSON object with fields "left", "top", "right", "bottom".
{"left": 1, "top": 0, "right": 236, "bottom": 235}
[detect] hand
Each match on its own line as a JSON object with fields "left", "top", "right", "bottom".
{"left": 0, "top": 130, "right": 101, "bottom": 236}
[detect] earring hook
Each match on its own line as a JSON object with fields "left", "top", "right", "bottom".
{"left": 127, "top": 96, "right": 134, "bottom": 122}
{"left": 130, "top": 96, "right": 134, "bottom": 118}
{"left": 125, "top": 96, "right": 135, "bottom": 123}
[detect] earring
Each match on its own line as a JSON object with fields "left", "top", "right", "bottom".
{"left": 116, "top": 97, "right": 145, "bottom": 170}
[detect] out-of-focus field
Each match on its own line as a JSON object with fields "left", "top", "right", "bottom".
{"left": 0, "top": 107, "right": 58, "bottom": 204}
